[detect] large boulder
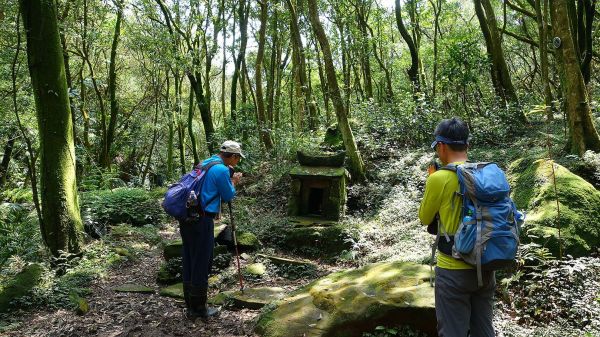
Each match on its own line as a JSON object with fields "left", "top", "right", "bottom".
{"left": 0, "top": 264, "right": 43, "bottom": 312}
{"left": 254, "top": 261, "right": 436, "bottom": 337}
{"left": 509, "top": 158, "right": 600, "bottom": 256}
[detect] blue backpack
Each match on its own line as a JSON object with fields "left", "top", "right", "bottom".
{"left": 433, "top": 162, "right": 524, "bottom": 286}
{"left": 161, "top": 161, "right": 220, "bottom": 221}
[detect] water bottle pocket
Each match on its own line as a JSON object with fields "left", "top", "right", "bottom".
{"left": 454, "top": 223, "right": 476, "bottom": 254}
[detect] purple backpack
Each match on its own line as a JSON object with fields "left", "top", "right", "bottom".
{"left": 161, "top": 161, "right": 219, "bottom": 220}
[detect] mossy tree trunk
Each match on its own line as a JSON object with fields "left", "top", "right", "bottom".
{"left": 255, "top": 0, "right": 274, "bottom": 150}
{"left": 550, "top": 0, "right": 600, "bottom": 155}
{"left": 307, "top": 0, "right": 366, "bottom": 182}
{"left": 20, "top": 0, "right": 83, "bottom": 256}
{"left": 535, "top": 0, "right": 554, "bottom": 120}
{"left": 100, "top": 0, "right": 124, "bottom": 168}
{"left": 230, "top": 0, "right": 248, "bottom": 121}
{"left": 474, "top": 0, "right": 527, "bottom": 125}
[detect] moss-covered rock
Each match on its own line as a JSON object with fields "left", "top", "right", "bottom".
{"left": 245, "top": 263, "right": 266, "bottom": 276}
{"left": 236, "top": 232, "right": 260, "bottom": 251}
{"left": 0, "top": 263, "right": 43, "bottom": 313}
{"left": 509, "top": 158, "right": 600, "bottom": 257}
{"left": 159, "top": 283, "right": 184, "bottom": 299}
{"left": 163, "top": 240, "right": 183, "bottom": 261}
{"left": 282, "top": 220, "right": 352, "bottom": 258}
{"left": 157, "top": 257, "right": 183, "bottom": 285}
{"left": 114, "top": 284, "right": 154, "bottom": 293}
{"left": 255, "top": 261, "right": 435, "bottom": 337}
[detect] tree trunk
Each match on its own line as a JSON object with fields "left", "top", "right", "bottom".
{"left": 365, "top": 22, "right": 393, "bottom": 102}
{"left": 100, "top": 0, "right": 124, "bottom": 168}
{"left": 285, "top": 0, "right": 317, "bottom": 131}
{"left": 266, "top": 5, "right": 278, "bottom": 126}
{"left": 535, "top": 0, "right": 554, "bottom": 120}
{"left": 314, "top": 37, "right": 331, "bottom": 124}
{"left": 394, "top": 0, "right": 421, "bottom": 96}
{"left": 221, "top": 0, "right": 227, "bottom": 124}
{"left": 355, "top": 1, "right": 373, "bottom": 99}
{"left": 474, "top": 0, "right": 523, "bottom": 114}
{"left": 429, "top": 0, "right": 441, "bottom": 100}
{"left": 20, "top": 0, "right": 83, "bottom": 256}
{"left": 255, "top": 0, "right": 274, "bottom": 150}
{"left": 307, "top": 0, "right": 366, "bottom": 182}
{"left": 230, "top": 0, "right": 249, "bottom": 120}
{"left": 188, "top": 87, "right": 199, "bottom": 164}
{"left": 0, "top": 135, "right": 15, "bottom": 188}
{"left": 550, "top": 0, "right": 600, "bottom": 155}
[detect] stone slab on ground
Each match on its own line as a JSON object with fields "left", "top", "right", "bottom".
{"left": 113, "top": 283, "right": 154, "bottom": 293}
{"left": 255, "top": 261, "right": 435, "bottom": 337}
{"left": 209, "top": 287, "right": 286, "bottom": 310}
{"left": 288, "top": 217, "right": 337, "bottom": 228}
{"left": 256, "top": 254, "right": 317, "bottom": 268}
{"left": 159, "top": 283, "right": 184, "bottom": 299}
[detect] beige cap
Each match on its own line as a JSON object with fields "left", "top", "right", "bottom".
{"left": 220, "top": 140, "right": 246, "bottom": 158}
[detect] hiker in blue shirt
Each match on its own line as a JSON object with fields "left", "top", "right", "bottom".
{"left": 181, "top": 140, "right": 244, "bottom": 320}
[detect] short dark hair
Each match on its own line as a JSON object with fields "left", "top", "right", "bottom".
{"left": 434, "top": 117, "right": 469, "bottom": 152}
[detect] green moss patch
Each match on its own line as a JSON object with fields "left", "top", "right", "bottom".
{"left": 255, "top": 261, "right": 435, "bottom": 337}
{"left": 245, "top": 263, "right": 266, "bottom": 276}
{"left": 509, "top": 158, "right": 600, "bottom": 257}
{"left": 236, "top": 232, "right": 260, "bottom": 251}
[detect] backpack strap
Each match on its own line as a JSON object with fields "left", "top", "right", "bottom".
{"left": 196, "top": 161, "right": 223, "bottom": 213}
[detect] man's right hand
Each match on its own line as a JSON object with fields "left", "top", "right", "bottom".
{"left": 231, "top": 172, "right": 242, "bottom": 186}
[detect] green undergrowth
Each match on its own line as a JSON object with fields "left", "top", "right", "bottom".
{"left": 0, "top": 220, "right": 163, "bottom": 330}
{"left": 80, "top": 188, "right": 165, "bottom": 237}
{"left": 0, "top": 203, "right": 42, "bottom": 269}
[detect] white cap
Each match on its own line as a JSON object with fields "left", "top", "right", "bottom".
{"left": 220, "top": 140, "right": 246, "bottom": 158}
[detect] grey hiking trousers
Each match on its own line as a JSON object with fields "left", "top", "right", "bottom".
{"left": 435, "top": 267, "right": 496, "bottom": 337}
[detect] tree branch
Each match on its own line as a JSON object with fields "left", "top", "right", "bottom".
{"left": 505, "top": 0, "right": 536, "bottom": 19}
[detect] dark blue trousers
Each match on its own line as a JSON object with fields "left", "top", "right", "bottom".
{"left": 179, "top": 216, "right": 215, "bottom": 287}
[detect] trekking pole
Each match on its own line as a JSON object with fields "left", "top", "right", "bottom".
{"left": 228, "top": 201, "right": 245, "bottom": 292}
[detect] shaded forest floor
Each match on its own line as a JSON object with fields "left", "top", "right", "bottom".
{"left": 1, "top": 222, "right": 262, "bottom": 337}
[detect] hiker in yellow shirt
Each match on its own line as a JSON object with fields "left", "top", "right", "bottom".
{"left": 419, "top": 118, "right": 496, "bottom": 337}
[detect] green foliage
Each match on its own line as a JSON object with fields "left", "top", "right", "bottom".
{"left": 363, "top": 325, "right": 427, "bottom": 337}
{"left": 499, "top": 243, "right": 600, "bottom": 330}
{"left": 0, "top": 188, "right": 33, "bottom": 204}
{"left": 79, "top": 168, "right": 126, "bottom": 191}
{"left": 271, "top": 262, "right": 316, "bottom": 280}
{"left": 157, "top": 257, "right": 182, "bottom": 285}
{"left": 0, "top": 203, "right": 41, "bottom": 268}
{"left": 108, "top": 223, "right": 162, "bottom": 246}
{"left": 80, "top": 188, "right": 164, "bottom": 230}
